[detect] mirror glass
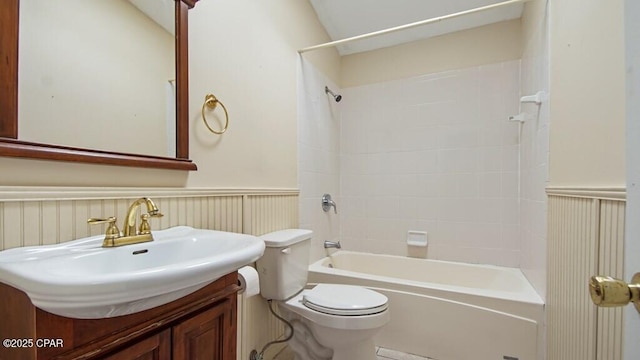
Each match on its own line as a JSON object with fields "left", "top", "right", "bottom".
{"left": 18, "top": 0, "right": 176, "bottom": 157}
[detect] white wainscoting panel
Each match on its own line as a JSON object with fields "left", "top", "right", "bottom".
{"left": 0, "top": 187, "right": 299, "bottom": 360}
{"left": 546, "top": 189, "right": 625, "bottom": 360}
{"left": 596, "top": 199, "right": 625, "bottom": 360}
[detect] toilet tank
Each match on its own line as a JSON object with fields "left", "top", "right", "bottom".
{"left": 256, "top": 229, "right": 312, "bottom": 300}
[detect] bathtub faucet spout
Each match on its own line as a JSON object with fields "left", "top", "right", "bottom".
{"left": 324, "top": 240, "right": 341, "bottom": 249}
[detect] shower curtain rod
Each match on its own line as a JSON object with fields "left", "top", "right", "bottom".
{"left": 298, "top": 0, "right": 532, "bottom": 54}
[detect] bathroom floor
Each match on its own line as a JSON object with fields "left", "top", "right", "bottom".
{"left": 376, "top": 347, "right": 434, "bottom": 360}
{"left": 273, "top": 346, "right": 434, "bottom": 360}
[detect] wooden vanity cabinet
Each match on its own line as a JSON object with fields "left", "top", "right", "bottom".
{"left": 0, "top": 272, "right": 239, "bottom": 360}
{"left": 172, "top": 299, "right": 234, "bottom": 359}
{"left": 103, "top": 329, "right": 171, "bottom": 360}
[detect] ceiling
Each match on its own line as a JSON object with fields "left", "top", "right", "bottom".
{"left": 128, "top": 0, "right": 175, "bottom": 35}
{"left": 307, "top": 0, "right": 524, "bottom": 55}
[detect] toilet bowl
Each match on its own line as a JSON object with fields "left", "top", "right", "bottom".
{"left": 280, "top": 284, "right": 390, "bottom": 360}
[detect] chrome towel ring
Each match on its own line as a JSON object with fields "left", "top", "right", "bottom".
{"left": 201, "top": 94, "right": 229, "bottom": 134}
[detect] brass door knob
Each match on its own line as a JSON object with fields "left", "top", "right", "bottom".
{"left": 589, "top": 273, "right": 640, "bottom": 312}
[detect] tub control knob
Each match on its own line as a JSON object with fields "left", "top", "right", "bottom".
{"left": 589, "top": 273, "right": 640, "bottom": 312}
{"left": 321, "top": 194, "right": 337, "bottom": 214}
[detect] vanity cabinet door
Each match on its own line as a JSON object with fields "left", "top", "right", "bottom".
{"left": 172, "top": 299, "right": 236, "bottom": 360}
{"left": 103, "top": 329, "right": 171, "bottom": 360}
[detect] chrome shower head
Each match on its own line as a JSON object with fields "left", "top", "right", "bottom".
{"left": 325, "top": 86, "right": 342, "bottom": 102}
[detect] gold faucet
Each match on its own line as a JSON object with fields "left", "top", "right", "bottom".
{"left": 88, "top": 197, "right": 163, "bottom": 247}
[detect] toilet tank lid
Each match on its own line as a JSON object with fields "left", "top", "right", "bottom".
{"left": 259, "top": 229, "right": 313, "bottom": 248}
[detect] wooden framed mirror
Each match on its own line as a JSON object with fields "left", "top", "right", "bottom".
{"left": 0, "top": 0, "right": 199, "bottom": 171}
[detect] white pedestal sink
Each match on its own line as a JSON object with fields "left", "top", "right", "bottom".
{"left": 0, "top": 226, "right": 265, "bottom": 319}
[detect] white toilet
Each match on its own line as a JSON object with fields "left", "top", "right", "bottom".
{"left": 256, "top": 229, "right": 389, "bottom": 360}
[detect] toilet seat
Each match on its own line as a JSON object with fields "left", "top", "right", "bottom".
{"left": 282, "top": 285, "right": 390, "bottom": 331}
{"left": 302, "top": 284, "right": 388, "bottom": 316}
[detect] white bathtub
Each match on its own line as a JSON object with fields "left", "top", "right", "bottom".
{"left": 308, "top": 251, "right": 544, "bottom": 360}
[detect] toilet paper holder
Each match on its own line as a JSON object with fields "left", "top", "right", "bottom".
{"left": 238, "top": 265, "right": 260, "bottom": 298}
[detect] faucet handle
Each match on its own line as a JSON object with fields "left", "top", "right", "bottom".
{"left": 88, "top": 217, "right": 120, "bottom": 241}
{"left": 139, "top": 214, "right": 151, "bottom": 235}
{"left": 322, "top": 194, "right": 337, "bottom": 214}
{"left": 139, "top": 212, "right": 163, "bottom": 235}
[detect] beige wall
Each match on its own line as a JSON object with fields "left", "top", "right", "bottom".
{"left": 341, "top": 19, "right": 522, "bottom": 88}
{"left": 0, "top": 158, "right": 189, "bottom": 187}
{"left": 14, "top": 0, "right": 626, "bottom": 189}
{"left": 548, "top": 0, "right": 626, "bottom": 187}
{"left": 186, "top": 0, "right": 338, "bottom": 188}
{"left": 2, "top": 0, "right": 340, "bottom": 189}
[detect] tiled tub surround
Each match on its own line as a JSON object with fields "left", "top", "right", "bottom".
{"left": 339, "top": 60, "right": 522, "bottom": 267}
{"left": 309, "top": 250, "right": 544, "bottom": 360}
{"left": 297, "top": 58, "right": 342, "bottom": 263}
{"left": 519, "top": 0, "right": 550, "bottom": 301}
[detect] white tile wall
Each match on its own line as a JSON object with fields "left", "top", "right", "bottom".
{"left": 298, "top": 53, "right": 549, "bottom": 271}
{"left": 297, "top": 59, "right": 342, "bottom": 262}
{"left": 339, "top": 60, "right": 522, "bottom": 267}
{"left": 520, "top": 0, "right": 550, "bottom": 300}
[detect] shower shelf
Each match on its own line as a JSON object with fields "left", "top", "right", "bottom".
{"left": 520, "top": 91, "right": 545, "bottom": 105}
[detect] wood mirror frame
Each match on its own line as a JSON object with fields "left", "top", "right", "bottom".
{"left": 0, "top": 0, "right": 199, "bottom": 171}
